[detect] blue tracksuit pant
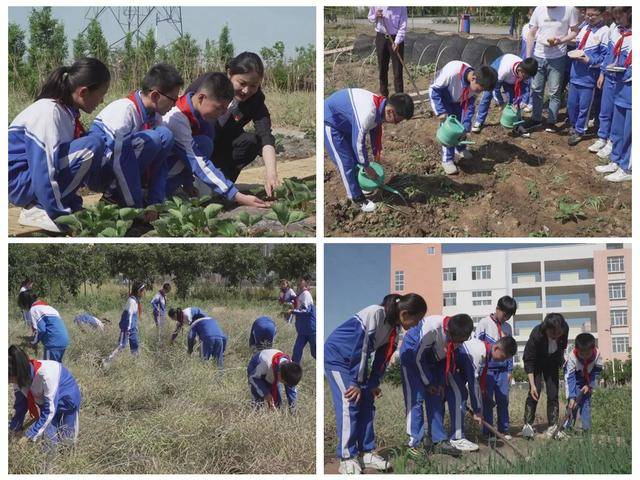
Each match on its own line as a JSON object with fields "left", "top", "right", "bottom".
{"left": 610, "top": 104, "right": 631, "bottom": 173}
{"left": 597, "top": 75, "right": 616, "bottom": 140}
{"left": 482, "top": 368, "right": 510, "bottom": 435}
{"left": 401, "top": 361, "right": 429, "bottom": 447}
{"left": 325, "top": 367, "right": 376, "bottom": 459}
{"left": 292, "top": 333, "right": 316, "bottom": 364}
{"left": 475, "top": 83, "right": 516, "bottom": 126}
{"left": 201, "top": 336, "right": 225, "bottom": 367}
{"left": 166, "top": 135, "right": 213, "bottom": 196}
{"left": 440, "top": 103, "right": 468, "bottom": 165}
{"left": 564, "top": 392, "right": 592, "bottom": 431}
{"left": 445, "top": 371, "right": 469, "bottom": 440}
{"left": 43, "top": 347, "right": 66, "bottom": 363}
{"left": 324, "top": 125, "right": 363, "bottom": 200}
{"left": 567, "top": 83, "right": 597, "bottom": 134}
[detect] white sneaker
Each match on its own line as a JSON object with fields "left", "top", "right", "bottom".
{"left": 522, "top": 423, "right": 535, "bottom": 439}
{"left": 450, "top": 438, "right": 479, "bottom": 452}
{"left": 359, "top": 199, "right": 376, "bottom": 213}
{"left": 362, "top": 451, "right": 390, "bottom": 471}
{"left": 456, "top": 149, "right": 473, "bottom": 160}
{"left": 588, "top": 138, "right": 607, "bottom": 153}
{"left": 545, "top": 425, "right": 558, "bottom": 438}
{"left": 595, "top": 162, "right": 619, "bottom": 173}
{"left": 605, "top": 169, "right": 632, "bottom": 182}
{"left": 471, "top": 122, "right": 482, "bottom": 133}
{"left": 443, "top": 162, "right": 458, "bottom": 175}
{"left": 339, "top": 458, "right": 362, "bottom": 474}
{"left": 18, "top": 206, "right": 62, "bottom": 233}
{"left": 554, "top": 429, "right": 568, "bottom": 439}
{"left": 596, "top": 140, "right": 613, "bottom": 159}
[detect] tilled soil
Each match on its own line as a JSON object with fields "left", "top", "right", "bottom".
{"left": 325, "top": 66, "right": 631, "bottom": 237}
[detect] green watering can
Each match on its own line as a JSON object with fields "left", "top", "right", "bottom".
{"left": 500, "top": 104, "right": 526, "bottom": 129}
{"left": 357, "top": 162, "right": 408, "bottom": 205}
{"left": 436, "top": 115, "right": 476, "bottom": 147}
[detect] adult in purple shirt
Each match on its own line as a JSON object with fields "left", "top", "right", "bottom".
{"left": 368, "top": 7, "right": 408, "bottom": 97}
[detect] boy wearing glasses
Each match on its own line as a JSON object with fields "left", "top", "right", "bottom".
{"left": 89, "top": 63, "right": 183, "bottom": 211}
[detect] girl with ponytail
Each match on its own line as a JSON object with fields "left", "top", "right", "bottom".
{"left": 9, "top": 58, "right": 111, "bottom": 231}
{"left": 104, "top": 282, "right": 146, "bottom": 365}
{"left": 324, "top": 293, "right": 426, "bottom": 474}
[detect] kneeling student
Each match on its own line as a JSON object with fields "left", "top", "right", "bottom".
{"left": 18, "top": 291, "right": 69, "bottom": 363}
{"left": 73, "top": 313, "right": 107, "bottom": 331}
{"left": 247, "top": 348, "right": 302, "bottom": 410}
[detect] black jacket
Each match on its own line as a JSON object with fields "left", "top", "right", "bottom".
{"left": 187, "top": 76, "right": 275, "bottom": 148}
{"left": 522, "top": 323, "right": 569, "bottom": 374}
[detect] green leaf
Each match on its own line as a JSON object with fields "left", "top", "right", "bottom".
{"left": 288, "top": 210, "right": 307, "bottom": 224}
{"left": 168, "top": 209, "right": 183, "bottom": 221}
{"left": 204, "top": 203, "right": 224, "bottom": 219}
{"left": 215, "top": 219, "right": 239, "bottom": 237}
{"left": 118, "top": 207, "right": 139, "bottom": 220}
{"left": 271, "top": 201, "right": 290, "bottom": 225}
{"left": 55, "top": 214, "right": 83, "bottom": 230}
{"left": 116, "top": 219, "right": 133, "bottom": 236}
{"left": 98, "top": 227, "right": 118, "bottom": 237}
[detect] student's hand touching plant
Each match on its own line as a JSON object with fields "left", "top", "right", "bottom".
{"left": 344, "top": 385, "right": 362, "bottom": 404}
{"left": 265, "top": 172, "right": 279, "bottom": 198}
{"left": 234, "top": 192, "right": 271, "bottom": 208}
{"left": 264, "top": 393, "right": 276, "bottom": 409}
{"left": 371, "top": 387, "right": 383, "bottom": 400}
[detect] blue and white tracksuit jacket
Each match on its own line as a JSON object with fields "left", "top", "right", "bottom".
{"left": 280, "top": 287, "right": 297, "bottom": 323}
{"left": 162, "top": 93, "right": 239, "bottom": 199}
{"left": 10, "top": 360, "right": 81, "bottom": 443}
{"left": 150, "top": 290, "right": 168, "bottom": 327}
{"left": 325, "top": 305, "right": 397, "bottom": 458}
{"left": 292, "top": 289, "right": 316, "bottom": 364}
{"left": 429, "top": 61, "right": 477, "bottom": 164}
{"left": 563, "top": 348, "right": 603, "bottom": 430}
{"left": 567, "top": 23, "right": 610, "bottom": 134}
{"left": 597, "top": 23, "right": 622, "bottom": 140}
{"left": 9, "top": 99, "right": 105, "bottom": 219}
{"left": 247, "top": 348, "right": 297, "bottom": 408}
{"left": 116, "top": 296, "right": 140, "bottom": 354}
{"left": 475, "top": 314, "right": 513, "bottom": 434}
{"left": 73, "top": 313, "right": 105, "bottom": 331}
{"left": 187, "top": 316, "right": 227, "bottom": 367}
{"left": 476, "top": 54, "right": 530, "bottom": 125}
{"left": 29, "top": 301, "right": 69, "bottom": 363}
{"left": 324, "top": 88, "right": 386, "bottom": 200}
{"left": 250, "top": 316, "right": 277, "bottom": 350}
{"left": 609, "top": 31, "right": 632, "bottom": 173}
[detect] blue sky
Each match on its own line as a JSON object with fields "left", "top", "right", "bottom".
{"left": 9, "top": 7, "right": 315, "bottom": 57}
{"left": 324, "top": 243, "right": 573, "bottom": 338}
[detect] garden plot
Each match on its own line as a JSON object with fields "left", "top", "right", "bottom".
{"left": 324, "top": 62, "right": 631, "bottom": 237}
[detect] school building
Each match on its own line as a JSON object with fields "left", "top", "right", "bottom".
{"left": 390, "top": 243, "right": 632, "bottom": 365}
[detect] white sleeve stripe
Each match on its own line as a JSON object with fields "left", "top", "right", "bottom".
{"left": 112, "top": 136, "right": 135, "bottom": 206}
{"left": 32, "top": 366, "right": 61, "bottom": 439}
{"left": 60, "top": 148, "right": 95, "bottom": 197}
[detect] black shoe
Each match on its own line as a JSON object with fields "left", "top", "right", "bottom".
{"left": 431, "top": 441, "right": 462, "bottom": 457}
{"left": 523, "top": 119, "right": 542, "bottom": 131}
{"left": 568, "top": 133, "right": 583, "bottom": 146}
{"left": 545, "top": 123, "right": 563, "bottom": 133}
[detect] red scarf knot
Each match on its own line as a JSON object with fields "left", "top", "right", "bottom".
{"left": 372, "top": 94, "right": 385, "bottom": 157}
{"left": 271, "top": 352, "right": 290, "bottom": 402}
{"left": 127, "top": 90, "right": 154, "bottom": 130}
{"left": 176, "top": 94, "right": 201, "bottom": 136}
{"left": 27, "top": 359, "right": 42, "bottom": 420}
{"left": 443, "top": 316, "right": 456, "bottom": 385}
{"left": 380, "top": 325, "right": 398, "bottom": 373}
{"left": 459, "top": 64, "right": 471, "bottom": 115}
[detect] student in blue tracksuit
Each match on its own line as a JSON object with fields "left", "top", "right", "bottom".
{"left": 520, "top": 8, "right": 536, "bottom": 110}
{"left": 325, "top": 293, "right": 426, "bottom": 474}
{"left": 595, "top": 8, "right": 632, "bottom": 183}
{"left": 89, "top": 64, "right": 182, "bottom": 209}
{"left": 168, "top": 306, "right": 206, "bottom": 343}
{"left": 247, "top": 348, "right": 302, "bottom": 410}
{"left": 18, "top": 291, "right": 69, "bottom": 363}
{"left": 475, "top": 295, "right": 517, "bottom": 439}
{"left": 73, "top": 313, "right": 108, "bottom": 331}
{"left": 279, "top": 279, "right": 297, "bottom": 323}
{"left": 187, "top": 313, "right": 227, "bottom": 367}
{"left": 162, "top": 73, "right": 268, "bottom": 208}
{"left": 589, "top": 8, "right": 626, "bottom": 157}
{"left": 563, "top": 333, "right": 604, "bottom": 434}
{"left": 399, "top": 314, "right": 474, "bottom": 457}
{"left": 472, "top": 55, "right": 538, "bottom": 133}
{"left": 9, "top": 345, "right": 81, "bottom": 444}
{"left": 290, "top": 276, "right": 316, "bottom": 364}
{"left": 566, "top": 8, "right": 611, "bottom": 146}
{"left": 250, "top": 316, "right": 277, "bottom": 351}
{"left": 9, "top": 58, "right": 110, "bottom": 232}
{"left": 104, "top": 282, "right": 146, "bottom": 364}
{"left": 151, "top": 283, "right": 171, "bottom": 331}
{"left": 429, "top": 61, "right": 498, "bottom": 175}
{"left": 324, "top": 88, "right": 414, "bottom": 212}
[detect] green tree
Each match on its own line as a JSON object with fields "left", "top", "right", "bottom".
{"left": 203, "top": 38, "right": 219, "bottom": 70}
{"left": 267, "top": 244, "right": 315, "bottom": 281}
{"left": 218, "top": 24, "right": 234, "bottom": 67}
{"left": 169, "top": 33, "right": 201, "bottom": 84}
{"left": 72, "top": 32, "right": 89, "bottom": 60}
{"left": 158, "top": 244, "right": 210, "bottom": 299}
{"left": 137, "top": 28, "right": 157, "bottom": 75}
{"left": 8, "top": 22, "right": 27, "bottom": 87}
{"left": 212, "top": 245, "right": 266, "bottom": 286}
{"left": 27, "top": 7, "right": 68, "bottom": 85}
{"left": 86, "top": 18, "right": 110, "bottom": 64}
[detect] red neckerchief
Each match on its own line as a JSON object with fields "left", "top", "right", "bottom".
{"left": 127, "top": 90, "right": 154, "bottom": 130}
{"left": 271, "top": 352, "right": 290, "bottom": 401}
{"left": 573, "top": 347, "right": 597, "bottom": 384}
{"left": 443, "top": 316, "right": 456, "bottom": 385}
{"left": 512, "top": 61, "right": 522, "bottom": 101}
{"left": 624, "top": 50, "right": 632, "bottom": 67}
{"left": 27, "top": 359, "right": 42, "bottom": 419}
{"left": 459, "top": 64, "right": 471, "bottom": 116}
{"left": 480, "top": 341, "right": 491, "bottom": 396}
{"left": 176, "top": 94, "right": 201, "bottom": 136}
{"left": 578, "top": 27, "right": 592, "bottom": 50}
{"left": 490, "top": 313, "right": 503, "bottom": 338}
{"left": 56, "top": 101, "right": 85, "bottom": 138}
{"left": 380, "top": 325, "right": 398, "bottom": 373}
{"left": 613, "top": 29, "right": 632, "bottom": 62}
{"left": 372, "top": 94, "right": 385, "bottom": 157}
{"left": 32, "top": 300, "right": 47, "bottom": 307}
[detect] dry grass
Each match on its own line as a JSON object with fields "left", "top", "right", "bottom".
{"left": 8, "top": 290, "right": 316, "bottom": 474}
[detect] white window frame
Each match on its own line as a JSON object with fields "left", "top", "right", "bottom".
{"left": 443, "top": 267, "right": 457, "bottom": 282}
{"left": 394, "top": 270, "right": 405, "bottom": 291}
{"left": 472, "top": 290, "right": 492, "bottom": 306}
{"left": 607, "top": 256, "right": 624, "bottom": 273}
{"left": 611, "top": 335, "right": 629, "bottom": 353}
{"left": 443, "top": 292, "right": 457, "bottom": 307}
{"left": 610, "top": 309, "right": 628, "bottom": 327}
{"left": 608, "top": 282, "right": 626, "bottom": 300}
{"left": 472, "top": 265, "right": 491, "bottom": 280}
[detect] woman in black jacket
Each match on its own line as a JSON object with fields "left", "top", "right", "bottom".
{"left": 187, "top": 52, "right": 279, "bottom": 196}
{"left": 521, "top": 313, "right": 569, "bottom": 438}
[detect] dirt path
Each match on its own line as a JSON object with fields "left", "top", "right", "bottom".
{"left": 325, "top": 66, "right": 631, "bottom": 237}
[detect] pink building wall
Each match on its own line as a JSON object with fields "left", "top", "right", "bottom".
{"left": 390, "top": 244, "right": 443, "bottom": 315}
{"left": 594, "top": 248, "right": 632, "bottom": 361}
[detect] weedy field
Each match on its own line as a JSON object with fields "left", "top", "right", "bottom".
{"left": 8, "top": 286, "right": 316, "bottom": 474}
{"left": 324, "top": 374, "right": 631, "bottom": 474}
{"left": 324, "top": 30, "right": 631, "bottom": 238}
